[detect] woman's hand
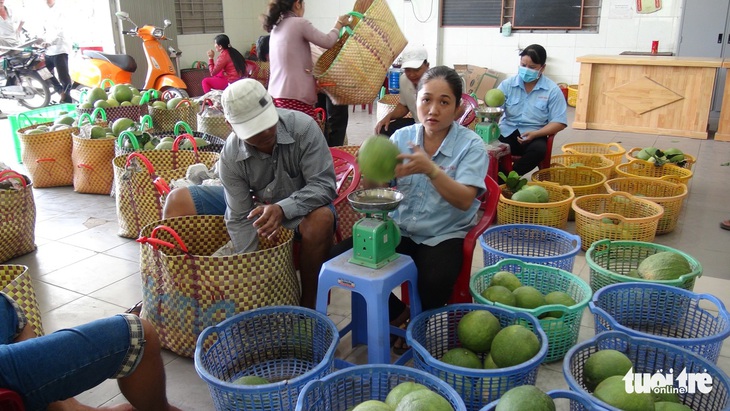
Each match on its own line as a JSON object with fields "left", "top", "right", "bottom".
{"left": 207, "top": 49, "right": 215, "bottom": 59}
{"left": 336, "top": 14, "right": 352, "bottom": 28}
{"left": 395, "top": 145, "right": 438, "bottom": 178}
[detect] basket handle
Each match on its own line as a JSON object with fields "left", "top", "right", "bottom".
{"left": 137, "top": 224, "right": 189, "bottom": 252}
{"left": 91, "top": 107, "right": 107, "bottom": 122}
{"left": 99, "top": 78, "right": 115, "bottom": 89}
{"left": 173, "top": 121, "right": 193, "bottom": 136}
{"left": 199, "top": 98, "right": 214, "bottom": 114}
{"left": 0, "top": 170, "right": 27, "bottom": 187}
{"left": 192, "top": 60, "right": 208, "bottom": 69}
{"left": 16, "top": 112, "right": 34, "bottom": 127}
{"left": 174, "top": 99, "right": 192, "bottom": 109}
{"left": 607, "top": 142, "right": 623, "bottom": 152}
{"left": 77, "top": 163, "right": 93, "bottom": 171}
{"left": 77, "top": 112, "right": 93, "bottom": 127}
{"left": 78, "top": 88, "right": 88, "bottom": 104}
{"left": 36, "top": 158, "right": 56, "bottom": 164}
{"left": 313, "top": 107, "right": 325, "bottom": 123}
{"left": 117, "top": 130, "right": 140, "bottom": 150}
{"left": 172, "top": 133, "right": 198, "bottom": 152}
{"left": 139, "top": 114, "right": 154, "bottom": 131}
{"left": 125, "top": 151, "right": 155, "bottom": 173}
{"left": 139, "top": 89, "right": 160, "bottom": 105}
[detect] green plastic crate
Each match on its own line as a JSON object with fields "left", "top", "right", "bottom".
{"left": 8, "top": 104, "right": 77, "bottom": 163}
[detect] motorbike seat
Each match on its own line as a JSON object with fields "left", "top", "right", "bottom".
{"left": 82, "top": 50, "right": 137, "bottom": 73}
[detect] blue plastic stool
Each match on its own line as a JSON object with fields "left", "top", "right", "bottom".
{"left": 316, "top": 249, "right": 421, "bottom": 364}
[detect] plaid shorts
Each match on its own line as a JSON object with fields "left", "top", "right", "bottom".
{"left": 111, "top": 313, "right": 145, "bottom": 378}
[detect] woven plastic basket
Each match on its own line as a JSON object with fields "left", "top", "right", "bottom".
{"left": 615, "top": 159, "right": 693, "bottom": 185}
{"left": 572, "top": 192, "right": 664, "bottom": 251}
{"left": 296, "top": 364, "right": 467, "bottom": 411}
{"left": 563, "top": 331, "right": 730, "bottom": 411}
{"left": 480, "top": 389, "right": 595, "bottom": 411}
{"left": 590, "top": 283, "right": 730, "bottom": 364}
{"left": 0, "top": 265, "right": 43, "bottom": 336}
{"left": 375, "top": 94, "right": 401, "bottom": 123}
{"left": 480, "top": 224, "right": 581, "bottom": 272}
{"left": 194, "top": 306, "right": 339, "bottom": 411}
{"left": 567, "top": 84, "right": 578, "bottom": 107}
{"left": 549, "top": 153, "right": 615, "bottom": 179}
{"left": 585, "top": 239, "right": 702, "bottom": 292}
{"left": 626, "top": 147, "right": 696, "bottom": 170}
{"left": 408, "top": 303, "right": 548, "bottom": 411}
{"left": 531, "top": 167, "right": 607, "bottom": 199}
{"left": 497, "top": 182, "right": 575, "bottom": 229}
{"left": 604, "top": 177, "right": 688, "bottom": 234}
{"left": 470, "top": 259, "right": 592, "bottom": 363}
{"left": 561, "top": 142, "right": 626, "bottom": 167}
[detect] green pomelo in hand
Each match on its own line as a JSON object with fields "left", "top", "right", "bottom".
{"left": 489, "top": 271, "right": 522, "bottom": 291}
{"left": 543, "top": 291, "right": 576, "bottom": 318}
{"left": 513, "top": 286, "right": 546, "bottom": 309}
{"left": 358, "top": 135, "right": 401, "bottom": 183}
{"left": 495, "top": 385, "right": 555, "bottom": 411}
{"left": 353, "top": 400, "right": 392, "bottom": 411}
{"left": 654, "top": 402, "right": 691, "bottom": 411}
{"left": 395, "top": 389, "right": 452, "bottom": 411}
{"left": 232, "top": 375, "right": 269, "bottom": 385}
{"left": 386, "top": 382, "right": 429, "bottom": 409}
{"left": 485, "top": 89, "right": 506, "bottom": 107}
{"left": 440, "top": 347, "right": 482, "bottom": 369}
{"left": 490, "top": 325, "right": 541, "bottom": 368}
{"left": 457, "top": 310, "right": 501, "bottom": 353}
{"left": 637, "top": 251, "right": 692, "bottom": 281}
{"left": 481, "top": 285, "right": 516, "bottom": 306}
{"left": 583, "top": 349, "right": 633, "bottom": 391}
{"left": 594, "top": 375, "right": 654, "bottom": 411}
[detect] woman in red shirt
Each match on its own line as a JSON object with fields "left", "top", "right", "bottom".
{"left": 202, "top": 34, "right": 247, "bottom": 92}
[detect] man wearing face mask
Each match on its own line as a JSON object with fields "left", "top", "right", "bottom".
{"left": 497, "top": 44, "right": 567, "bottom": 175}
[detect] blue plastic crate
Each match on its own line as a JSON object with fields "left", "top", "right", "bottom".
{"left": 480, "top": 389, "right": 596, "bottom": 411}
{"left": 194, "top": 306, "right": 339, "bottom": 411}
{"left": 8, "top": 104, "right": 77, "bottom": 164}
{"left": 563, "top": 331, "right": 730, "bottom": 411}
{"left": 480, "top": 224, "right": 581, "bottom": 272}
{"left": 590, "top": 283, "right": 730, "bottom": 364}
{"left": 296, "top": 364, "right": 467, "bottom": 411}
{"left": 408, "top": 303, "right": 548, "bottom": 411}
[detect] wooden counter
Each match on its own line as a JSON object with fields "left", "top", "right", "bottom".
{"left": 573, "top": 55, "right": 723, "bottom": 139}
{"left": 715, "top": 60, "right": 730, "bottom": 142}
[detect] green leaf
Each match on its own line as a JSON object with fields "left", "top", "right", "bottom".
{"left": 498, "top": 172, "right": 508, "bottom": 183}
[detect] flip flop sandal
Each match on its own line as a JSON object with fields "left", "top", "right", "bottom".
{"left": 721, "top": 220, "right": 730, "bottom": 231}
{"left": 125, "top": 300, "right": 143, "bottom": 316}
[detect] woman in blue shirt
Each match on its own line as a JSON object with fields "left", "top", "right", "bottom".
{"left": 497, "top": 44, "right": 568, "bottom": 175}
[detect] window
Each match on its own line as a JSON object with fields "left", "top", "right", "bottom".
{"left": 441, "top": 0, "right": 602, "bottom": 33}
{"left": 174, "top": 0, "right": 224, "bottom": 35}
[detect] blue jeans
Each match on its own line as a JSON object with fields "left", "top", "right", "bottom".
{"left": 0, "top": 297, "right": 144, "bottom": 411}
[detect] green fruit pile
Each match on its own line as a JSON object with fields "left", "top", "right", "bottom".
{"left": 78, "top": 84, "right": 143, "bottom": 109}
{"left": 349, "top": 381, "right": 452, "bottom": 411}
{"left": 479, "top": 271, "right": 577, "bottom": 316}
{"left": 634, "top": 146, "right": 687, "bottom": 167}
{"left": 510, "top": 184, "right": 550, "bottom": 203}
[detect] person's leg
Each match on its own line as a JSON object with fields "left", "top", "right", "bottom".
{"left": 498, "top": 129, "right": 524, "bottom": 175}
{"left": 297, "top": 206, "right": 335, "bottom": 309}
{"left": 44, "top": 55, "right": 64, "bottom": 98}
{"left": 378, "top": 118, "right": 415, "bottom": 137}
{"left": 512, "top": 136, "right": 547, "bottom": 176}
{"left": 163, "top": 185, "right": 225, "bottom": 218}
{"left": 326, "top": 95, "right": 349, "bottom": 147}
{"left": 202, "top": 76, "right": 229, "bottom": 93}
{"left": 54, "top": 54, "right": 72, "bottom": 102}
{"left": 410, "top": 238, "right": 464, "bottom": 310}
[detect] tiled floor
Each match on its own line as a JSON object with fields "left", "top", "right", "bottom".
{"left": 1, "top": 100, "right": 730, "bottom": 409}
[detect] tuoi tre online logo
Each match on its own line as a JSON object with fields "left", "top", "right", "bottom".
{"left": 623, "top": 367, "right": 713, "bottom": 394}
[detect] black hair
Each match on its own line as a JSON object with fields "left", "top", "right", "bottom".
{"left": 257, "top": 35, "right": 271, "bottom": 62}
{"left": 519, "top": 44, "right": 547, "bottom": 66}
{"left": 417, "top": 66, "right": 463, "bottom": 107}
{"left": 261, "top": 0, "right": 297, "bottom": 33}
{"left": 215, "top": 34, "right": 247, "bottom": 77}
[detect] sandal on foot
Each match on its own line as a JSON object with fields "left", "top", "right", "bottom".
{"left": 392, "top": 334, "right": 410, "bottom": 355}
{"left": 125, "top": 300, "right": 143, "bottom": 316}
{"left": 721, "top": 220, "right": 730, "bottom": 231}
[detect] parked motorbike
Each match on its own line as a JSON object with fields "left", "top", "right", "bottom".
{"left": 70, "top": 11, "right": 187, "bottom": 100}
{"left": 0, "top": 39, "right": 54, "bottom": 109}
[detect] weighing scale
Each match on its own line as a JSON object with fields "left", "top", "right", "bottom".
{"left": 347, "top": 188, "right": 404, "bottom": 269}
{"left": 474, "top": 107, "right": 504, "bottom": 147}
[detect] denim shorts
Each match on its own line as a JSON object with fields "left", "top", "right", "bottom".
{"left": 0, "top": 306, "right": 144, "bottom": 411}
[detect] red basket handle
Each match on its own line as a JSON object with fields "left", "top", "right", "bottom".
{"left": 77, "top": 163, "right": 94, "bottom": 171}
{"left": 36, "top": 158, "right": 56, "bottom": 164}
{"left": 137, "top": 224, "right": 189, "bottom": 252}
{"left": 172, "top": 133, "right": 199, "bottom": 152}
{"left": 0, "top": 170, "right": 27, "bottom": 187}
{"left": 199, "top": 98, "right": 215, "bottom": 113}
{"left": 174, "top": 99, "right": 193, "bottom": 109}
{"left": 125, "top": 152, "right": 155, "bottom": 173}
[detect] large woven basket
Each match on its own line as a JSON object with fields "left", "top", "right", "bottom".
{"left": 139, "top": 216, "right": 300, "bottom": 357}
{"left": 561, "top": 142, "right": 625, "bottom": 167}
{"left": 549, "top": 153, "right": 614, "bottom": 179}
{"left": 18, "top": 123, "right": 75, "bottom": 188}
{"left": 604, "top": 177, "right": 688, "bottom": 234}
{"left": 572, "top": 192, "right": 664, "bottom": 251}
{"left": 626, "top": 147, "right": 696, "bottom": 170}
{"left": 72, "top": 134, "right": 116, "bottom": 195}
{"left": 531, "top": 166, "right": 606, "bottom": 220}
{"left": 497, "top": 182, "right": 574, "bottom": 229}
{"left": 615, "top": 159, "right": 693, "bottom": 185}
{"left": 313, "top": 0, "right": 407, "bottom": 105}
{"left": 375, "top": 94, "right": 401, "bottom": 123}
{"left": 1, "top": 265, "right": 43, "bottom": 336}
{"left": 0, "top": 171, "right": 36, "bottom": 263}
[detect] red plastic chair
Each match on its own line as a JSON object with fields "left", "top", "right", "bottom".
{"left": 0, "top": 389, "right": 24, "bottom": 411}
{"left": 458, "top": 93, "right": 478, "bottom": 127}
{"left": 499, "top": 133, "right": 556, "bottom": 173}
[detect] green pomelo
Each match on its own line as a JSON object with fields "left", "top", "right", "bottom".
{"left": 511, "top": 189, "right": 540, "bottom": 203}
{"left": 490, "top": 325, "right": 541, "bottom": 368}
{"left": 155, "top": 141, "right": 174, "bottom": 150}
{"left": 120, "top": 101, "right": 134, "bottom": 106}
{"left": 637, "top": 251, "right": 692, "bottom": 281}
{"left": 385, "top": 382, "right": 429, "bottom": 409}
{"left": 232, "top": 375, "right": 269, "bottom": 385}
{"left": 652, "top": 388, "right": 681, "bottom": 404}
{"left": 24, "top": 129, "right": 45, "bottom": 135}
{"left": 522, "top": 185, "right": 549, "bottom": 203}
{"left": 106, "top": 98, "right": 120, "bottom": 107}
{"left": 489, "top": 271, "right": 522, "bottom": 292}
{"left": 90, "top": 126, "right": 107, "bottom": 139}
{"left": 625, "top": 268, "right": 641, "bottom": 278}
{"left": 583, "top": 349, "right": 633, "bottom": 392}
{"left": 112, "top": 118, "right": 136, "bottom": 137}
{"left": 481, "top": 285, "right": 516, "bottom": 306}
{"left": 543, "top": 291, "right": 576, "bottom": 318}
{"left": 112, "top": 84, "right": 134, "bottom": 102}
{"left": 568, "top": 162, "right": 584, "bottom": 168}
{"left": 485, "top": 89, "right": 506, "bottom": 107}
{"left": 495, "top": 385, "right": 555, "bottom": 411}
{"left": 440, "top": 347, "right": 482, "bottom": 369}
{"left": 513, "top": 286, "right": 546, "bottom": 309}
{"left": 167, "top": 97, "right": 184, "bottom": 109}
{"left": 395, "top": 389, "right": 452, "bottom": 411}
{"left": 594, "top": 375, "right": 655, "bottom": 411}
{"left": 358, "top": 135, "right": 401, "bottom": 183}
{"left": 352, "top": 400, "right": 393, "bottom": 411}
{"left": 483, "top": 352, "right": 498, "bottom": 369}
{"left": 55, "top": 115, "right": 75, "bottom": 126}
{"left": 194, "top": 137, "right": 210, "bottom": 147}
{"left": 152, "top": 101, "right": 168, "bottom": 110}
{"left": 654, "top": 402, "right": 691, "bottom": 411}
{"left": 131, "top": 95, "right": 143, "bottom": 105}
{"left": 457, "top": 310, "right": 501, "bottom": 353}
{"left": 87, "top": 87, "right": 107, "bottom": 104}
{"left": 94, "top": 100, "right": 110, "bottom": 109}
{"left": 79, "top": 102, "right": 94, "bottom": 109}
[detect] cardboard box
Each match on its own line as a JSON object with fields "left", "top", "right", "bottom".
{"left": 453, "top": 64, "right": 501, "bottom": 100}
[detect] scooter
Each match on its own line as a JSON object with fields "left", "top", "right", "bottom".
{"left": 70, "top": 11, "right": 187, "bottom": 99}
{"left": 0, "top": 38, "right": 54, "bottom": 109}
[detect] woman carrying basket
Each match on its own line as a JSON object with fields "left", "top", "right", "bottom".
{"left": 261, "top": 0, "right": 351, "bottom": 119}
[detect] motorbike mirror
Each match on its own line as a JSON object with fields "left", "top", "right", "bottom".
{"left": 164, "top": 19, "right": 172, "bottom": 28}
{"left": 115, "top": 11, "right": 130, "bottom": 20}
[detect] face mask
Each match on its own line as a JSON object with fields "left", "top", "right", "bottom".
{"left": 518, "top": 66, "right": 540, "bottom": 83}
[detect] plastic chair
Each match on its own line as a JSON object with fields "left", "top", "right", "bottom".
{"left": 330, "top": 147, "right": 361, "bottom": 242}
{"left": 499, "top": 133, "right": 556, "bottom": 173}
{"left": 458, "top": 93, "right": 478, "bottom": 127}
{"left": 0, "top": 389, "right": 24, "bottom": 411}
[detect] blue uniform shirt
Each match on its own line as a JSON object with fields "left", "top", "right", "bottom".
{"left": 497, "top": 73, "right": 568, "bottom": 136}
{"left": 389, "top": 122, "right": 488, "bottom": 246}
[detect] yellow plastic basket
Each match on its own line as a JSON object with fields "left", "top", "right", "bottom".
{"left": 604, "top": 178, "right": 688, "bottom": 235}
{"left": 549, "top": 153, "right": 615, "bottom": 179}
{"left": 561, "top": 142, "right": 626, "bottom": 167}
{"left": 625, "top": 147, "right": 696, "bottom": 170}
{"left": 615, "top": 159, "right": 693, "bottom": 185}
{"left": 531, "top": 167, "right": 607, "bottom": 198}
{"left": 567, "top": 84, "right": 578, "bottom": 107}
{"left": 572, "top": 192, "right": 664, "bottom": 251}
{"left": 497, "top": 181, "right": 575, "bottom": 229}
